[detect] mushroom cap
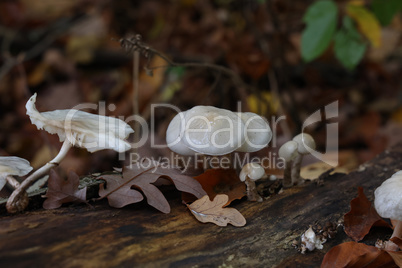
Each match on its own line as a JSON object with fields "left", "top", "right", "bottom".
{"left": 166, "top": 112, "right": 195, "bottom": 156}
{"left": 26, "top": 93, "right": 134, "bottom": 153}
{"left": 236, "top": 112, "right": 272, "bottom": 153}
{"left": 278, "top": 141, "right": 298, "bottom": 161}
{"left": 239, "top": 162, "right": 265, "bottom": 182}
{"left": 0, "top": 156, "right": 33, "bottom": 190}
{"left": 292, "top": 133, "right": 316, "bottom": 155}
{"left": 180, "top": 106, "right": 246, "bottom": 156}
{"left": 374, "top": 170, "right": 402, "bottom": 221}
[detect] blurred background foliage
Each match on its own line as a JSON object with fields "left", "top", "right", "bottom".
{"left": 0, "top": 0, "right": 401, "bottom": 181}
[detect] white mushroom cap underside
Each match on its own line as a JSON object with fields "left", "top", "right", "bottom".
{"left": 26, "top": 93, "right": 134, "bottom": 153}
{"left": 181, "top": 106, "right": 246, "bottom": 156}
{"left": 0, "top": 156, "right": 33, "bottom": 190}
{"left": 293, "top": 133, "right": 316, "bottom": 155}
{"left": 374, "top": 170, "right": 402, "bottom": 221}
{"left": 166, "top": 112, "right": 196, "bottom": 156}
{"left": 278, "top": 141, "right": 298, "bottom": 161}
{"left": 239, "top": 162, "right": 265, "bottom": 182}
{"left": 236, "top": 112, "right": 272, "bottom": 153}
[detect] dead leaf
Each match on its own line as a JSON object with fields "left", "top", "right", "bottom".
{"left": 390, "top": 237, "right": 402, "bottom": 249}
{"left": 182, "top": 168, "right": 246, "bottom": 206}
{"left": 187, "top": 194, "right": 246, "bottom": 227}
{"left": 321, "top": 242, "right": 397, "bottom": 268}
{"left": 387, "top": 251, "right": 402, "bottom": 267}
{"left": 43, "top": 170, "right": 87, "bottom": 209}
{"left": 344, "top": 187, "right": 392, "bottom": 241}
{"left": 98, "top": 163, "right": 207, "bottom": 213}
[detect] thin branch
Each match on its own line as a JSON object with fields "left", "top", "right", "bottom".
{"left": 132, "top": 50, "right": 140, "bottom": 157}
{"left": 119, "top": 35, "right": 256, "bottom": 103}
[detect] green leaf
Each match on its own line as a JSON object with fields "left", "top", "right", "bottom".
{"left": 301, "top": 0, "right": 338, "bottom": 62}
{"left": 334, "top": 16, "right": 367, "bottom": 70}
{"left": 372, "top": 0, "right": 402, "bottom": 26}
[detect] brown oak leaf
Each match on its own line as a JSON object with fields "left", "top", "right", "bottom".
{"left": 321, "top": 241, "right": 401, "bottom": 268}
{"left": 344, "top": 187, "right": 392, "bottom": 241}
{"left": 97, "top": 163, "right": 207, "bottom": 213}
{"left": 187, "top": 194, "right": 246, "bottom": 227}
{"left": 43, "top": 170, "right": 87, "bottom": 209}
{"left": 182, "top": 168, "right": 246, "bottom": 206}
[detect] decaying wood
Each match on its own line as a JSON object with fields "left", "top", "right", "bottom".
{"left": 0, "top": 144, "right": 401, "bottom": 267}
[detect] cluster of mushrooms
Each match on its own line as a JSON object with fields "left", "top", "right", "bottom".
{"left": 278, "top": 133, "right": 316, "bottom": 188}
{"left": 1, "top": 96, "right": 325, "bottom": 212}
{"left": 1, "top": 94, "right": 401, "bottom": 254}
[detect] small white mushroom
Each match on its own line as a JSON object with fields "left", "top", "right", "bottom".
{"left": 301, "top": 227, "right": 325, "bottom": 254}
{"left": 236, "top": 112, "right": 272, "bottom": 153}
{"left": 0, "top": 156, "right": 33, "bottom": 190}
{"left": 278, "top": 141, "right": 298, "bottom": 188}
{"left": 239, "top": 163, "right": 265, "bottom": 202}
{"left": 292, "top": 133, "right": 316, "bottom": 185}
{"left": 6, "top": 93, "right": 134, "bottom": 213}
{"left": 374, "top": 170, "right": 402, "bottom": 251}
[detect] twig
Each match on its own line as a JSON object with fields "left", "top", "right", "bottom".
{"left": 119, "top": 35, "right": 257, "bottom": 105}
{"left": 132, "top": 49, "right": 140, "bottom": 157}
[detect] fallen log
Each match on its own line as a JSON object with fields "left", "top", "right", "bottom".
{"left": 0, "top": 144, "right": 401, "bottom": 267}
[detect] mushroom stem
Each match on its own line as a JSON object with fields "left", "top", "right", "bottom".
{"left": 291, "top": 153, "right": 303, "bottom": 186}
{"left": 283, "top": 160, "right": 293, "bottom": 188}
{"left": 6, "top": 175, "right": 20, "bottom": 189}
{"left": 245, "top": 176, "right": 263, "bottom": 202}
{"left": 6, "top": 140, "right": 72, "bottom": 213}
{"left": 385, "top": 220, "right": 402, "bottom": 251}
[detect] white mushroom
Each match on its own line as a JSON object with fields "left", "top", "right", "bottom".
{"left": 374, "top": 170, "right": 402, "bottom": 251}
{"left": 239, "top": 162, "right": 265, "bottom": 202}
{"left": 166, "top": 106, "right": 246, "bottom": 169}
{"left": 6, "top": 93, "right": 134, "bottom": 213}
{"left": 166, "top": 111, "right": 196, "bottom": 156}
{"left": 0, "top": 156, "right": 33, "bottom": 190}
{"left": 182, "top": 106, "right": 245, "bottom": 156}
{"left": 278, "top": 141, "right": 298, "bottom": 188}
{"left": 236, "top": 112, "right": 272, "bottom": 153}
{"left": 292, "top": 133, "right": 316, "bottom": 185}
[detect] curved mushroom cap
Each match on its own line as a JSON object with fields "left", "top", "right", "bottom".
{"left": 26, "top": 93, "right": 134, "bottom": 153}
{"left": 180, "top": 106, "right": 246, "bottom": 156}
{"left": 374, "top": 171, "right": 402, "bottom": 221}
{"left": 278, "top": 141, "right": 298, "bottom": 161}
{"left": 293, "top": 133, "right": 316, "bottom": 155}
{"left": 0, "top": 156, "right": 33, "bottom": 190}
{"left": 236, "top": 112, "right": 272, "bottom": 153}
{"left": 239, "top": 162, "right": 265, "bottom": 182}
{"left": 166, "top": 112, "right": 195, "bottom": 156}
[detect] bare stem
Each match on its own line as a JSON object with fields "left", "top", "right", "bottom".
{"left": 292, "top": 153, "right": 303, "bottom": 186}
{"left": 6, "top": 175, "right": 20, "bottom": 189}
{"left": 385, "top": 220, "right": 402, "bottom": 251}
{"left": 6, "top": 140, "right": 72, "bottom": 213}
{"left": 283, "top": 160, "right": 293, "bottom": 188}
{"left": 245, "top": 177, "right": 263, "bottom": 202}
{"left": 132, "top": 50, "right": 140, "bottom": 159}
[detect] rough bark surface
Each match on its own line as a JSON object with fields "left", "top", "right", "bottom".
{"left": 0, "top": 144, "right": 401, "bottom": 267}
